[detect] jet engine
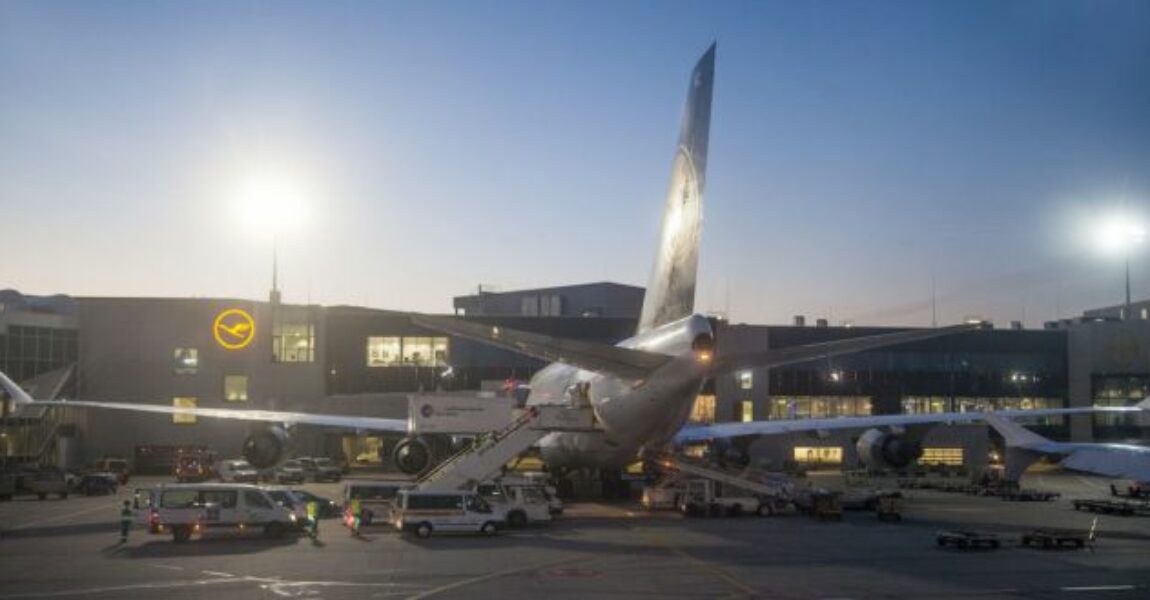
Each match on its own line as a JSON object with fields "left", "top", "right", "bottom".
{"left": 855, "top": 428, "right": 923, "bottom": 470}
{"left": 392, "top": 436, "right": 434, "bottom": 475}
{"left": 242, "top": 426, "right": 290, "bottom": 469}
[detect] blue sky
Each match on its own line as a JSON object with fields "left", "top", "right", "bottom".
{"left": 3, "top": 1, "right": 1149, "bottom": 327}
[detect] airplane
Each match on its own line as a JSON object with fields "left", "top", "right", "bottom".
{"left": 985, "top": 412, "right": 1150, "bottom": 483}
{"left": 0, "top": 43, "right": 1136, "bottom": 481}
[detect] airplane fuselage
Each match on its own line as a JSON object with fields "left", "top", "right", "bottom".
{"left": 526, "top": 314, "right": 713, "bottom": 469}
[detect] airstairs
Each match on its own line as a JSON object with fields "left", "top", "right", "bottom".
{"left": 414, "top": 403, "right": 596, "bottom": 492}
{"left": 657, "top": 456, "right": 795, "bottom": 501}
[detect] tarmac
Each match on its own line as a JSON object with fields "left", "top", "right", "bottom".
{"left": 1, "top": 472, "right": 1148, "bottom": 599}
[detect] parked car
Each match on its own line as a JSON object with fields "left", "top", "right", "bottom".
{"left": 298, "top": 457, "right": 342, "bottom": 482}
{"left": 271, "top": 460, "right": 306, "bottom": 484}
{"left": 215, "top": 459, "right": 259, "bottom": 483}
{"left": 174, "top": 453, "right": 213, "bottom": 483}
{"left": 89, "top": 457, "right": 131, "bottom": 485}
{"left": 77, "top": 472, "right": 119, "bottom": 496}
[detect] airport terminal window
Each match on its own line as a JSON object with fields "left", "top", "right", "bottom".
{"left": 769, "top": 396, "right": 872, "bottom": 420}
{"left": 921, "top": 448, "right": 964, "bottom": 466}
{"left": 272, "top": 311, "right": 315, "bottom": 363}
{"left": 1093, "top": 376, "right": 1147, "bottom": 427}
{"left": 740, "top": 400, "right": 753, "bottom": 422}
{"left": 737, "top": 370, "right": 753, "bottom": 390}
{"left": 173, "top": 347, "right": 198, "bottom": 374}
{"left": 367, "top": 336, "right": 449, "bottom": 367}
{"left": 794, "top": 446, "right": 842, "bottom": 464}
{"left": 172, "top": 397, "right": 197, "bottom": 424}
{"left": 690, "top": 394, "right": 715, "bottom": 424}
{"left": 224, "top": 375, "right": 248, "bottom": 402}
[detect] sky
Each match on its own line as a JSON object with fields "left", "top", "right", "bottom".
{"left": 3, "top": 0, "right": 1149, "bottom": 328}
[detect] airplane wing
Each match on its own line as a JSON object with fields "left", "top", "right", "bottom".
{"left": 713, "top": 324, "right": 977, "bottom": 374}
{"left": 985, "top": 412, "right": 1150, "bottom": 482}
{"left": 412, "top": 314, "right": 671, "bottom": 380}
{"left": 674, "top": 407, "right": 1111, "bottom": 444}
{"left": 0, "top": 371, "right": 406, "bottom": 432}
{"left": 19, "top": 398, "right": 409, "bottom": 432}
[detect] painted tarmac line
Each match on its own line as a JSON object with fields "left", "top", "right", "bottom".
{"left": 1060, "top": 585, "right": 1137, "bottom": 592}
{"left": 405, "top": 554, "right": 595, "bottom": 600}
{"left": 201, "top": 571, "right": 234, "bottom": 578}
{"left": 0, "top": 576, "right": 274, "bottom": 598}
{"left": 663, "top": 543, "right": 757, "bottom": 598}
{"left": 142, "top": 563, "right": 184, "bottom": 572}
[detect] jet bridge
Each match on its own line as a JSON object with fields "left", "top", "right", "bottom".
{"left": 413, "top": 403, "right": 596, "bottom": 493}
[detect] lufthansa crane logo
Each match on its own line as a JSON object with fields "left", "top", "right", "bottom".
{"left": 213, "top": 308, "right": 256, "bottom": 350}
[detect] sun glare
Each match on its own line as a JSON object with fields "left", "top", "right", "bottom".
{"left": 235, "top": 174, "right": 308, "bottom": 235}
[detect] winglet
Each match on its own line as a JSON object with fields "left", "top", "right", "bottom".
{"left": 983, "top": 413, "right": 1049, "bottom": 449}
{"left": 1138, "top": 398, "right": 1150, "bottom": 411}
{"left": 0, "top": 371, "right": 35, "bottom": 405}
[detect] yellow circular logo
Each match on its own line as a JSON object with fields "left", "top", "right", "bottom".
{"left": 213, "top": 308, "right": 256, "bottom": 350}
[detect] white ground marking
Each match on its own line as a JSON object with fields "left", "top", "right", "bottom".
{"left": 0, "top": 575, "right": 277, "bottom": 598}
{"left": 261, "top": 581, "right": 426, "bottom": 598}
{"left": 405, "top": 554, "right": 594, "bottom": 599}
{"left": 142, "top": 564, "right": 184, "bottom": 572}
{"left": 1060, "top": 585, "right": 1137, "bottom": 592}
{"left": 201, "top": 571, "right": 234, "bottom": 578}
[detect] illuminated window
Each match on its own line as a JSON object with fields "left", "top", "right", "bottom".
{"left": 367, "top": 336, "right": 449, "bottom": 367}
{"left": 794, "top": 446, "right": 842, "bottom": 464}
{"left": 173, "top": 348, "right": 198, "bottom": 375}
{"left": 367, "top": 336, "right": 401, "bottom": 367}
{"left": 737, "top": 371, "right": 753, "bottom": 390}
{"left": 224, "top": 375, "right": 248, "bottom": 402}
{"left": 740, "top": 400, "right": 753, "bottom": 422}
{"left": 690, "top": 394, "right": 715, "bottom": 424}
{"left": 273, "top": 308, "right": 315, "bottom": 363}
{"left": 769, "top": 396, "right": 871, "bottom": 420}
{"left": 921, "top": 447, "right": 964, "bottom": 466}
{"left": 172, "top": 397, "right": 197, "bottom": 424}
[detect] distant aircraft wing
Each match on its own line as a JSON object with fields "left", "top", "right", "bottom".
{"left": 984, "top": 412, "right": 1150, "bottom": 482}
{"left": 0, "top": 371, "right": 406, "bottom": 432}
{"left": 674, "top": 407, "right": 1110, "bottom": 444}
{"left": 17, "top": 397, "right": 409, "bottom": 429}
{"left": 18, "top": 398, "right": 409, "bottom": 432}
{"left": 412, "top": 314, "right": 671, "bottom": 380}
{"left": 712, "top": 324, "right": 977, "bottom": 374}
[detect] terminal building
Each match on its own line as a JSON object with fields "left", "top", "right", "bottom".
{"left": 1, "top": 285, "right": 1147, "bottom": 475}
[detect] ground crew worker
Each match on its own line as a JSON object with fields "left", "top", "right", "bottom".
{"left": 306, "top": 500, "right": 319, "bottom": 539}
{"left": 119, "top": 500, "right": 132, "bottom": 543}
{"left": 349, "top": 497, "right": 362, "bottom": 536}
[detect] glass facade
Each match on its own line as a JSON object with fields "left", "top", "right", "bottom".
{"left": 921, "top": 447, "right": 964, "bottom": 466}
{"left": 740, "top": 400, "right": 753, "bottom": 422}
{"left": 1092, "top": 376, "right": 1148, "bottom": 430}
{"left": 769, "top": 396, "right": 872, "bottom": 420}
{"left": 366, "top": 336, "right": 448, "bottom": 367}
{"left": 273, "top": 308, "right": 315, "bottom": 363}
{"left": 0, "top": 325, "right": 77, "bottom": 383}
{"left": 794, "top": 446, "right": 843, "bottom": 464}
{"left": 690, "top": 394, "right": 715, "bottom": 424}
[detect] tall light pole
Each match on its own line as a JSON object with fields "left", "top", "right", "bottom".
{"left": 1095, "top": 213, "right": 1145, "bottom": 319}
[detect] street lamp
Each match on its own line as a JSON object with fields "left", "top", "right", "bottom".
{"left": 1094, "top": 212, "right": 1145, "bottom": 319}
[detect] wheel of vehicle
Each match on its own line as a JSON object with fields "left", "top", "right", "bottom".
{"left": 756, "top": 503, "right": 773, "bottom": 517}
{"left": 507, "top": 510, "right": 527, "bottom": 528}
{"left": 480, "top": 522, "right": 497, "bottom": 536}
{"left": 264, "top": 522, "right": 287, "bottom": 539}
{"left": 415, "top": 522, "right": 433, "bottom": 539}
{"left": 172, "top": 525, "right": 191, "bottom": 543}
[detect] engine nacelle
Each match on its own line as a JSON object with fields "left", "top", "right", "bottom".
{"left": 392, "top": 436, "right": 434, "bottom": 475}
{"left": 855, "top": 428, "right": 923, "bottom": 470}
{"left": 242, "top": 426, "right": 290, "bottom": 469}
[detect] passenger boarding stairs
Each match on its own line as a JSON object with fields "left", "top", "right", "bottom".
{"left": 414, "top": 403, "right": 596, "bottom": 492}
{"left": 660, "top": 456, "right": 795, "bottom": 501}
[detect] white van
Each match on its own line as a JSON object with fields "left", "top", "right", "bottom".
{"left": 134, "top": 483, "right": 297, "bottom": 542}
{"left": 476, "top": 479, "right": 554, "bottom": 527}
{"left": 391, "top": 490, "right": 503, "bottom": 538}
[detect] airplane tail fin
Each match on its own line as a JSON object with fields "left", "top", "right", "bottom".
{"left": 637, "top": 43, "right": 715, "bottom": 333}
